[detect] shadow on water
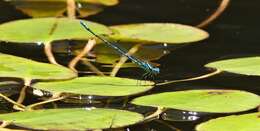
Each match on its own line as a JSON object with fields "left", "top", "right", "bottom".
{"left": 0, "top": 0, "right": 259, "bottom": 130}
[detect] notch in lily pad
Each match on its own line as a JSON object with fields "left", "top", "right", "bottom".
{"left": 0, "top": 18, "right": 112, "bottom": 65}
{"left": 0, "top": 108, "right": 143, "bottom": 131}
{"left": 131, "top": 89, "right": 260, "bottom": 113}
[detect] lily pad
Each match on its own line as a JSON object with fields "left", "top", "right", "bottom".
{"left": 0, "top": 53, "right": 77, "bottom": 80}
{"left": 0, "top": 17, "right": 111, "bottom": 43}
{"left": 0, "top": 108, "right": 144, "bottom": 130}
{"left": 205, "top": 57, "right": 260, "bottom": 76}
{"left": 109, "top": 23, "right": 209, "bottom": 44}
{"left": 6, "top": 0, "right": 118, "bottom": 18}
{"left": 131, "top": 90, "right": 260, "bottom": 113}
{"left": 196, "top": 112, "right": 260, "bottom": 131}
{"left": 33, "top": 76, "right": 154, "bottom": 96}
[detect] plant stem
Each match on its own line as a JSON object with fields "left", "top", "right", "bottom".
{"left": 67, "top": 0, "right": 76, "bottom": 19}
{"left": 156, "top": 69, "right": 221, "bottom": 86}
{"left": 27, "top": 95, "right": 68, "bottom": 110}
{"left": 110, "top": 44, "right": 141, "bottom": 77}
{"left": 13, "top": 79, "right": 31, "bottom": 111}
{"left": 69, "top": 39, "right": 97, "bottom": 72}
{"left": 44, "top": 41, "right": 59, "bottom": 65}
{"left": 197, "top": 0, "right": 230, "bottom": 28}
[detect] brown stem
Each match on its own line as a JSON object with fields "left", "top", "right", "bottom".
{"left": 0, "top": 93, "right": 25, "bottom": 109}
{"left": 67, "top": 0, "right": 76, "bottom": 19}
{"left": 80, "top": 58, "right": 105, "bottom": 76}
{"left": 143, "top": 107, "right": 166, "bottom": 122}
{"left": 197, "top": 0, "right": 230, "bottom": 28}
{"left": 44, "top": 41, "right": 59, "bottom": 65}
{"left": 0, "top": 121, "right": 11, "bottom": 128}
{"left": 69, "top": 39, "right": 97, "bottom": 72}
{"left": 13, "top": 79, "right": 31, "bottom": 111}
{"left": 110, "top": 44, "right": 141, "bottom": 77}
{"left": 156, "top": 69, "right": 222, "bottom": 86}
{"left": 27, "top": 95, "right": 67, "bottom": 110}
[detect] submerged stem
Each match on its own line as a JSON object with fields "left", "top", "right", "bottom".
{"left": 143, "top": 107, "right": 166, "bottom": 122}
{"left": 69, "top": 39, "right": 97, "bottom": 72}
{"left": 13, "top": 79, "right": 31, "bottom": 111}
{"left": 27, "top": 95, "right": 68, "bottom": 110}
{"left": 0, "top": 121, "right": 11, "bottom": 128}
{"left": 110, "top": 44, "right": 141, "bottom": 77}
{"left": 0, "top": 93, "right": 25, "bottom": 110}
{"left": 80, "top": 58, "right": 105, "bottom": 76}
{"left": 67, "top": 0, "right": 76, "bottom": 19}
{"left": 197, "top": 0, "right": 230, "bottom": 28}
{"left": 44, "top": 41, "right": 59, "bottom": 65}
{"left": 156, "top": 69, "right": 222, "bottom": 86}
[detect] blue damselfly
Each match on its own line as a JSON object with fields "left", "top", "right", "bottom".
{"left": 80, "top": 21, "right": 160, "bottom": 79}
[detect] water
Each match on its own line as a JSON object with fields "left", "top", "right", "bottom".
{"left": 0, "top": 0, "right": 259, "bottom": 130}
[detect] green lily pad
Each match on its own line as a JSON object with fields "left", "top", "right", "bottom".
{"left": 196, "top": 112, "right": 260, "bottom": 131}
{"left": 0, "top": 53, "right": 77, "bottom": 80}
{"left": 33, "top": 76, "right": 154, "bottom": 96}
{"left": 0, "top": 108, "right": 144, "bottom": 130}
{"left": 6, "top": 0, "right": 118, "bottom": 18}
{"left": 0, "top": 18, "right": 111, "bottom": 43}
{"left": 131, "top": 90, "right": 260, "bottom": 113}
{"left": 205, "top": 57, "right": 260, "bottom": 76}
{"left": 109, "top": 23, "right": 209, "bottom": 44}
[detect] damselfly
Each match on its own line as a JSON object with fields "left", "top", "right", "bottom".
{"left": 80, "top": 21, "right": 160, "bottom": 79}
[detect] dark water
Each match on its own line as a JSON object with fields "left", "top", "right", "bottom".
{"left": 0, "top": 0, "right": 260, "bottom": 130}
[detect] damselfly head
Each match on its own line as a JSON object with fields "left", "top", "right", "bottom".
{"left": 151, "top": 67, "right": 160, "bottom": 75}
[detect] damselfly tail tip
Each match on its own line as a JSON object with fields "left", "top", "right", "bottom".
{"left": 79, "top": 20, "right": 89, "bottom": 29}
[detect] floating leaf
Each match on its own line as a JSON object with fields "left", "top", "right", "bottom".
{"left": 205, "top": 57, "right": 260, "bottom": 76}
{"left": 131, "top": 90, "right": 260, "bottom": 113}
{"left": 109, "top": 23, "right": 209, "bottom": 44}
{"left": 196, "top": 112, "right": 260, "bottom": 131}
{"left": 0, "top": 54, "right": 77, "bottom": 80}
{"left": 6, "top": 0, "right": 118, "bottom": 18}
{"left": 0, "top": 108, "right": 143, "bottom": 130}
{"left": 0, "top": 18, "right": 111, "bottom": 43}
{"left": 33, "top": 76, "right": 154, "bottom": 96}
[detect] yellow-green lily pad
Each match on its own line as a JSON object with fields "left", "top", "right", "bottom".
{"left": 0, "top": 18, "right": 111, "bottom": 43}
{"left": 205, "top": 57, "right": 260, "bottom": 76}
{"left": 0, "top": 53, "right": 77, "bottom": 80}
{"left": 0, "top": 108, "right": 143, "bottom": 130}
{"left": 131, "top": 90, "right": 260, "bottom": 113}
{"left": 196, "top": 112, "right": 260, "bottom": 131}
{"left": 109, "top": 23, "right": 209, "bottom": 44}
{"left": 33, "top": 76, "right": 154, "bottom": 96}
